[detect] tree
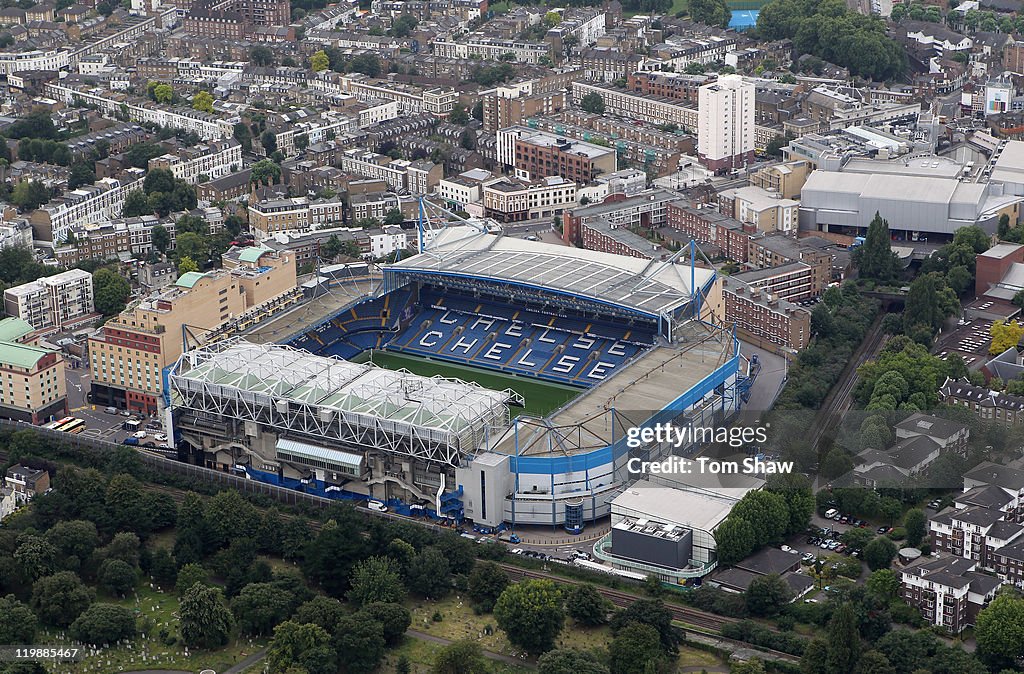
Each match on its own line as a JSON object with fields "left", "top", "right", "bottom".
{"left": 565, "top": 583, "right": 611, "bottom": 626}
{"left": 69, "top": 603, "right": 136, "bottom": 645}
{"left": 715, "top": 516, "right": 756, "bottom": 565}
{"left": 192, "top": 91, "right": 214, "bottom": 113}
{"left": 333, "top": 613, "right": 387, "bottom": 673}
{"left": 746, "top": 573, "right": 793, "bottom": 616}
{"left": 14, "top": 537, "right": 58, "bottom": 581}
{"left": 10, "top": 180, "right": 50, "bottom": 211}
{"left": 174, "top": 232, "right": 209, "bottom": 266}
{"left": 865, "top": 569, "right": 900, "bottom": 602}
{"left": 148, "top": 223, "right": 171, "bottom": 255}
{"left": 230, "top": 582, "right": 294, "bottom": 636}
{"left": 153, "top": 83, "right": 173, "bottom": 104}
{"left": 975, "top": 592, "right": 1024, "bottom": 670}
{"left": 31, "top": 571, "right": 93, "bottom": 627}
{"left": 179, "top": 583, "right": 234, "bottom": 649}
{"left": 260, "top": 130, "right": 278, "bottom": 155}
{"left": 903, "top": 273, "right": 958, "bottom": 341}
{"left": 467, "top": 561, "right": 509, "bottom": 613}
{"left": 92, "top": 268, "right": 131, "bottom": 316}
{"left": 826, "top": 603, "right": 861, "bottom": 674}
{"left": 432, "top": 639, "right": 491, "bottom": 674}
{"left": 0, "top": 595, "right": 37, "bottom": 645}
{"left": 362, "top": 602, "right": 411, "bottom": 645}
{"left": 852, "top": 650, "right": 895, "bottom": 674}
{"left": 689, "top": 0, "right": 730, "bottom": 27}
{"left": 609, "top": 622, "right": 663, "bottom": 674}
{"left": 178, "top": 256, "right": 200, "bottom": 275}
{"left": 301, "top": 510, "right": 372, "bottom": 597}
{"left": 407, "top": 547, "right": 451, "bottom": 599}
{"left": 863, "top": 536, "right": 897, "bottom": 571}
{"left": 250, "top": 45, "right": 274, "bottom": 67}
{"left": 311, "top": 50, "right": 330, "bottom": 72}
{"left": 903, "top": 508, "right": 927, "bottom": 548}
{"left": 348, "top": 556, "right": 407, "bottom": 606}
{"left": 98, "top": 559, "right": 137, "bottom": 597}
{"left": 122, "top": 189, "right": 152, "bottom": 217}
{"left": 538, "top": 649, "right": 609, "bottom": 674}
{"left": 730, "top": 490, "right": 789, "bottom": 547}
{"left": 609, "top": 598, "right": 678, "bottom": 655}
{"left": 68, "top": 161, "right": 96, "bottom": 190}
{"left": 384, "top": 208, "right": 405, "bottom": 226}
{"left": 294, "top": 595, "right": 347, "bottom": 632}
{"left": 494, "top": 580, "right": 565, "bottom": 655}
{"left": 150, "top": 547, "right": 178, "bottom": 589}
{"left": 176, "top": 564, "right": 211, "bottom": 597}
{"left": 855, "top": 213, "right": 898, "bottom": 282}
{"left": 448, "top": 103, "right": 470, "bottom": 125}
{"left": 580, "top": 92, "right": 605, "bottom": 115}
{"left": 267, "top": 620, "right": 336, "bottom": 674}
{"left": 990, "top": 319, "right": 1024, "bottom": 355}
{"left": 251, "top": 158, "right": 281, "bottom": 186}
{"left": 732, "top": 661, "right": 768, "bottom": 674}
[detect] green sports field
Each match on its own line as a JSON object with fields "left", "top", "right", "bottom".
{"left": 354, "top": 350, "right": 581, "bottom": 417}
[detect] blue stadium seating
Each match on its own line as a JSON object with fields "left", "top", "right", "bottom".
{"left": 389, "top": 292, "right": 654, "bottom": 386}
{"left": 288, "top": 286, "right": 655, "bottom": 387}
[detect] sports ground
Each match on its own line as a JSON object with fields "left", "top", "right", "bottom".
{"left": 354, "top": 350, "right": 582, "bottom": 417}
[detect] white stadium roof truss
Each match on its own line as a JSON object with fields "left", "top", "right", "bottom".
{"left": 169, "top": 339, "right": 518, "bottom": 466}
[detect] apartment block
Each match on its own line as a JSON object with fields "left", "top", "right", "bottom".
{"left": 720, "top": 278, "right": 810, "bottom": 351}
{"left": 87, "top": 247, "right": 295, "bottom": 415}
{"left": 563, "top": 189, "right": 679, "bottom": 246}
{"left": 148, "top": 138, "right": 242, "bottom": 185}
{"left": 718, "top": 185, "right": 799, "bottom": 235}
{"left": 731, "top": 262, "right": 821, "bottom": 303}
{"left": 900, "top": 556, "right": 1004, "bottom": 634}
{"left": 480, "top": 87, "right": 566, "bottom": 133}
{"left": 750, "top": 160, "right": 811, "bottom": 200}
{"left": 219, "top": 246, "right": 298, "bottom": 309}
{"left": 939, "top": 377, "right": 1024, "bottom": 425}
{"left": 497, "top": 126, "right": 615, "bottom": 185}
{"left": 666, "top": 201, "right": 752, "bottom": 262}
{"left": 482, "top": 176, "right": 577, "bottom": 223}
{"left": 4, "top": 463, "right": 51, "bottom": 503}
{"left": 437, "top": 169, "right": 495, "bottom": 210}
{"left": 28, "top": 171, "right": 144, "bottom": 245}
{"left": 339, "top": 150, "right": 442, "bottom": 194}
{"left": 0, "top": 317, "right": 67, "bottom": 424}
{"left": 578, "top": 217, "right": 671, "bottom": 259}
{"left": 4, "top": 269, "right": 95, "bottom": 332}
{"left": 431, "top": 35, "right": 552, "bottom": 64}
{"left": 698, "top": 75, "right": 755, "bottom": 173}
{"left": 627, "top": 71, "right": 711, "bottom": 106}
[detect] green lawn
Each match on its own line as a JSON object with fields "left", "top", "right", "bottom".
{"left": 358, "top": 351, "right": 582, "bottom": 417}
{"left": 43, "top": 584, "right": 267, "bottom": 674}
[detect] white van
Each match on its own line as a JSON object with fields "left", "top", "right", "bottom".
{"left": 367, "top": 500, "right": 388, "bottom": 513}
{"left": 824, "top": 508, "right": 839, "bottom": 519}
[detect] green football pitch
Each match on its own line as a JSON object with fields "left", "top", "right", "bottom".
{"left": 354, "top": 350, "right": 582, "bottom": 418}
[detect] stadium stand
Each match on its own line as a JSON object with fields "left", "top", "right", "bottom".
{"left": 388, "top": 289, "right": 653, "bottom": 386}
{"left": 291, "top": 286, "right": 415, "bottom": 359}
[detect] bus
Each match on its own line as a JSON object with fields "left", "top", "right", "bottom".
{"left": 52, "top": 417, "right": 85, "bottom": 433}
{"left": 43, "top": 416, "right": 74, "bottom": 430}
{"left": 61, "top": 419, "right": 86, "bottom": 434}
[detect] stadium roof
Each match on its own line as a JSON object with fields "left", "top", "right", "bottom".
{"left": 170, "top": 340, "right": 513, "bottom": 452}
{"left": 388, "top": 228, "right": 715, "bottom": 317}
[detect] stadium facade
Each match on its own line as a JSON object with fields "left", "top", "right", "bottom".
{"left": 168, "top": 228, "right": 743, "bottom": 529}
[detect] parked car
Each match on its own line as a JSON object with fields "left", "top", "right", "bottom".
{"left": 133, "top": 430, "right": 147, "bottom": 439}
{"left": 367, "top": 500, "right": 388, "bottom": 513}
{"left": 104, "top": 406, "right": 117, "bottom": 414}
{"left": 154, "top": 433, "right": 167, "bottom": 441}
{"left": 877, "top": 526, "right": 889, "bottom": 534}
{"left": 123, "top": 437, "right": 139, "bottom": 446}
{"left": 824, "top": 508, "right": 839, "bottom": 519}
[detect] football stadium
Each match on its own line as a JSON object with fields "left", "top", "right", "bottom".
{"left": 168, "top": 227, "right": 745, "bottom": 530}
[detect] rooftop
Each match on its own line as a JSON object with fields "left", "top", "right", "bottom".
{"left": 389, "top": 227, "right": 713, "bottom": 318}
{"left": 611, "top": 479, "right": 739, "bottom": 533}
